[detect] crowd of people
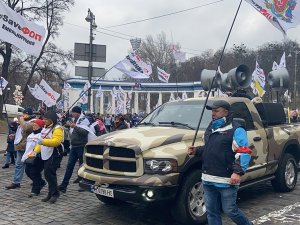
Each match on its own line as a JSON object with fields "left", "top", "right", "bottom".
{"left": 2, "top": 106, "right": 145, "bottom": 203}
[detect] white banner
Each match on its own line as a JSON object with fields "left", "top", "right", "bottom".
{"left": 245, "top": 0, "right": 300, "bottom": 34}
{"left": 157, "top": 66, "right": 170, "bottom": 83}
{"left": 79, "top": 81, "right": 91, "bottom": 104}
{"left": 63, "top": 82, "right": 72, "bottom": 90}
{"left": 169, "top": 92, "right": 175, "bottom": 102}
{"left": 114, "top": 52, "right": 152, "bottom": 79}
{"left": 279, "top": 52, "right": 286, "bottom": 68}
{"left": 272, "top": 61, "right": 279, "bottom": 71}
{"left": 182, "top": 91, "right": 188, "bottom": 100}
{"left": 0, "top": 1, "right": 46, "bottom": 56}
{"left": 0, "top": 76, "right": 8, "bottom": 95}
{"left": 39, "top": 79, "right": 60, "bottom": 103}
{"left": 96, "top": 85, "right": 103, "bottom": 98}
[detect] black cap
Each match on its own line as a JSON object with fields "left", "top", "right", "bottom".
{"left": 44, "top": 110, "right": 58, "bottom": 124}
{"left": 71, "top": 106, "right": 82, "bottom": 114}
{"left": 206, "top": 100, "right": 230, "bottom": 111}
{"left": 23, "top": 108, "right": 33, "bottom": 115}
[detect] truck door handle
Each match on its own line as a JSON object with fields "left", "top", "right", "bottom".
{"left": 253, "top": 137, "right": 261, "bottom": 142}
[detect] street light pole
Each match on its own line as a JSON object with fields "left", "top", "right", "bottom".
{"left": 293, "top": 51, "right": 300, "bottom": 109}
{"left": 86, "top": 9, "right": 97, "bottom": 112}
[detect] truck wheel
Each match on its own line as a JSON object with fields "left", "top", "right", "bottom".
{"left": 171, "top": 170, "right": 207, "bottom": 225}
{"left": 95, "top": 194, "right": 122, "bottom": 205}
{"left": 271, "top": 153, "right": 298, "bottom": 192}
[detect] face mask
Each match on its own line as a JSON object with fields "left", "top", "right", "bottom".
{"left": 212, "top": 117, "right": 226, "bottom": 129}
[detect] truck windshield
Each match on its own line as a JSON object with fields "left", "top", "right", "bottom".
{"left": 140, "top": 100, "right": 212, "bottom": 130}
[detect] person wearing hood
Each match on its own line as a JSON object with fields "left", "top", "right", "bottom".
{"left": 188, "top": 100, "right": 253, "bottom": 225}
{"left": 22, "top": 119, "right": 46, "bottom": 197}
{"left": 112, "top": 115, "right": 128, "bottom": 131}
{"left": 5, "top": 108, "right": 35, "bottom": 190}
{"left": 33, "top": 110, "right": 64, "bottom": 203}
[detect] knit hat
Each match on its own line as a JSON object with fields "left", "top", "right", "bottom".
{"left": 23, "top": 108, "right": 33, "bottom": 115}
{"left": 71, "top": 106, "right": 82, "bottom": 114}
{"left": 44, "top": 110, "right": 58, "bottom": 124}
{"left": 34, "top": 119, "right": 45, "bottom": 128}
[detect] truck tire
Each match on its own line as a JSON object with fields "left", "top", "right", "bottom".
{"left": 271, "top": 153, "right": 298, "bottom": 192}
{"left": 171, "top": 170, "right": 207, "bottom": 225}
{"left": 95, "top": 194, "right": 122, "bottom": 205}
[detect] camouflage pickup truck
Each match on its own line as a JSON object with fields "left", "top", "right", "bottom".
{"left": 78, "top": 97, "right": 300, "bottom": 225}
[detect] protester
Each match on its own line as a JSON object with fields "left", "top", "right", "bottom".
{"left": 58, "top": 106, "right": 90, "bottom": 193}
{"left": 104, "top": 114, "right": 113, "bottom": 132}
{"left": 112, "top": 115, "right": 128, "bottom": 131}
{"left": 32, "top": 110, "right": 64, "bottom": 203}
{"left": 2, "top": 121, "right": 18, "bottom": 169}
{"left": 21, "top": 119, "right": 46, "bottom": 197}
{"left": 188, "top": 100, "right": 253, "bottom": 225}
{"left": 5, "top": 108, "right": 35, "bottom": 190}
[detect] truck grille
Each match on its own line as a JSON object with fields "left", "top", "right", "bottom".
{"left": 85, "top": 145, "right": 140, "bottom": 175}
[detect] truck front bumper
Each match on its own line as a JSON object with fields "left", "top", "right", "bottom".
{"left": 79, "top": 178, "right": 179, "bottom": 203}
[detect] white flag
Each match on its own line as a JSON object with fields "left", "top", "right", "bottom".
{"left": 28, "top": 84, "right": 56, "bottom": 107}
{"left": 279, "top": 52, "right": 286, "bottom": 68}
{"left": 56, "top": 99, "right": 64, "bottom": 110}
{"left": 96, "top": 85, "right": 103, "bottom": 98}
{"left": 244, "top": 0, "right": 300, "bottom": 34}
{"left": 250, "top": 61, "right": 266, "bottom": 97}
{"left": 172, "top": 45, "right": 186, "bottom": 62}
{"left": 272, "top": 61, "right": 279, "bottom": 71}
{"left": 111, "top": 86, "right": 118, "bottom": 99}
{"left": 79, "top": 81, "right": 91, "bottom": 104}
{"left": 114, "top": 52, "right": 152, "bottom": 79}
{"left": 0, "top": 77, "right": 8, "bottom": 95}
{"left": 157, "top": 67, "right": 170, "bottom": 83}
{"left": 39, "top": 79, "right": 60, "bottom": 103}
{"left": 0, "top": 1, "right": 46, "bottom": 56}
{"left": 64, "top": 82, "right": 72, "bottom": 90}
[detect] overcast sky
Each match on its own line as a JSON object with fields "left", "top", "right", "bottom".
{"left": 54, "top": 0, "right": 300, "bottom": 80}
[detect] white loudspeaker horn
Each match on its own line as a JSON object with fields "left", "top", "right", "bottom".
{"left": 267, "top": 68, "right": 289, "bottom": 90}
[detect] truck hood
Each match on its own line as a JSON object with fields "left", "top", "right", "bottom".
{"left": 87, "top": 126, "right": 204, "bottom": 155}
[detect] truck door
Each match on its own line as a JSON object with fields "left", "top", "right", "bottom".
{"left": 231, "top": 102, "right": 268, "bottom": 182}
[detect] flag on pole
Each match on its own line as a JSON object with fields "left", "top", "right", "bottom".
{"left": 0, "top": 77, "right": 8, "bottom": 95}
{"left": 114, "top": 52, "right": 152, "bottom": 79}
{"left": 96, "top": 85, "right": 103, "bottom": 98}
{"left": 0, "top": 1, "right": 46, "bottom": 56}
{"left": 79, "top": 81, "right": 90, "bottom": 104}
{"left": 244, "top": 0, "right": 300, "bottom": 34}
{"left": 169, "top": 92, "right": 175, "bottom": 102}
{"left": 172, "top": 45, "right": 186, "bottom": 62}
{"left": 56, "top": 99, "right": 64, "bottom": 109}
{"left": 157, "top": 66, "right": 170, "bottom": 83}
{"left": 272, "top": 61, "right": 279, "bottom": 71}
{"left": 63, "top": 82, "right": 72, "bottom": 90}
{"left": 182, "top": 91, "right": 188, "bottom": 99}
{"left": 250, "top": 61, "right": 266, "bottom": 97}
{"left": 279, "top": 52, "right": 286, "bottom": 68}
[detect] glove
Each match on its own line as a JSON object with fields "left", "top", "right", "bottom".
{"left": 27, "top": 151, "right": 37, "bottom": 158}
{"left": 37, "top": 138, "right": 43, "bottom": 145}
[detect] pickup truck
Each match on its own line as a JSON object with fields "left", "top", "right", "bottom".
{"left": 78, "top": 97, "right": 300, "bottom": 225}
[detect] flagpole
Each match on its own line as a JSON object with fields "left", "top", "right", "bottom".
{"left": 191, "top": 0, "right": 243, "bottom": 146}
{"left": 171, "top": 32, "right": 179, "bottom": 98}
{"left": 0, "top": 77, "right": 10, "bottom": 131}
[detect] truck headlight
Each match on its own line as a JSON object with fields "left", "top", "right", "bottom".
{"left": 144, "top": 159, "right": 178, "bottom": 174}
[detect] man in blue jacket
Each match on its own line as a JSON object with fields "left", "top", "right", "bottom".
{"left": 188, "top": 100, "right": 253, "bottom": 225}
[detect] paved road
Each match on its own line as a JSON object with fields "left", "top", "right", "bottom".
{"left": 0, "top": 135, "right": 300, "bottom": 224}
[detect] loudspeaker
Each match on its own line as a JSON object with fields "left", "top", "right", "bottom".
{"left": 222, "top": 65, "right": 251, "bottom": 90}
{"left": 267, "top": 68, "right": 289, "bottom": 89}
{"left": 200, "top": 69, "right": 221, "bottom": 91}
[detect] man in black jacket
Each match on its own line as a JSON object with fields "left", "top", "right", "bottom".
{"left": 188, "top": 100, "right": 253, "bottom": 225}
{"left": 58, "top": 106, "right": 89, "bottom": 193}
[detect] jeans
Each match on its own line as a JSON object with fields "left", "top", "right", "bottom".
{"left": 61, "top": 146, "right": 84, "bottom": 187}
{"left": 13, "top": 151, "right": 25, "bottom": 184}
{"left": 4, "top": 150, "right": 15, "bottom": 165}
{"left": 203, "top": 184, "right": 252, "bottom": 225}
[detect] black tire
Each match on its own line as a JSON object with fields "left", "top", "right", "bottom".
{"left": 95, "top": 194, "right": 123, "bottom": 205}
{"left": 271, "top": 153, "right": 298, "bottom": 192}
{"left": 171, "top": 170, "right": 207, "bottom": 225}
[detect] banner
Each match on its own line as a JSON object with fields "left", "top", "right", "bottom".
{"left": 169, "top": 92, "right": 175, "bottom": 102}
{"left": 114, "top": 52, "right": 152, "bottom": 79}
{"left": 279, "top": 52, "right": 286, "bottom": 68}
{"left": 0, "top": 76, "right": 8, "bottom": 95}
{"left": 245, "top": 0, "right": 300, "bottom": 34}
{"left": 157, "top": 66, "right": 170, "bottom": 83}
{"left": 96, "top": 85, "right": 103, "bottom": 98}
{"left": 0, "top": 1, "right": 46, "bottom": 56}
{"left": 272, "top": 61, "right": 279, "bottom": 70}
{"left": 56, "top": 99, "right": 64, "bottom": 110}
{"left": 182, "top": 91, "right": 188, "bottom": 100}
{"left": 28, "top": 79, "right": 60, "bottom": 107}
{"left": 250, "top": 61, "right": 266, "bottom": 97}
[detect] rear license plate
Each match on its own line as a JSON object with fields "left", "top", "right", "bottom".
{"left": 91, "top": 185, "right": 114, "bottom": 198}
